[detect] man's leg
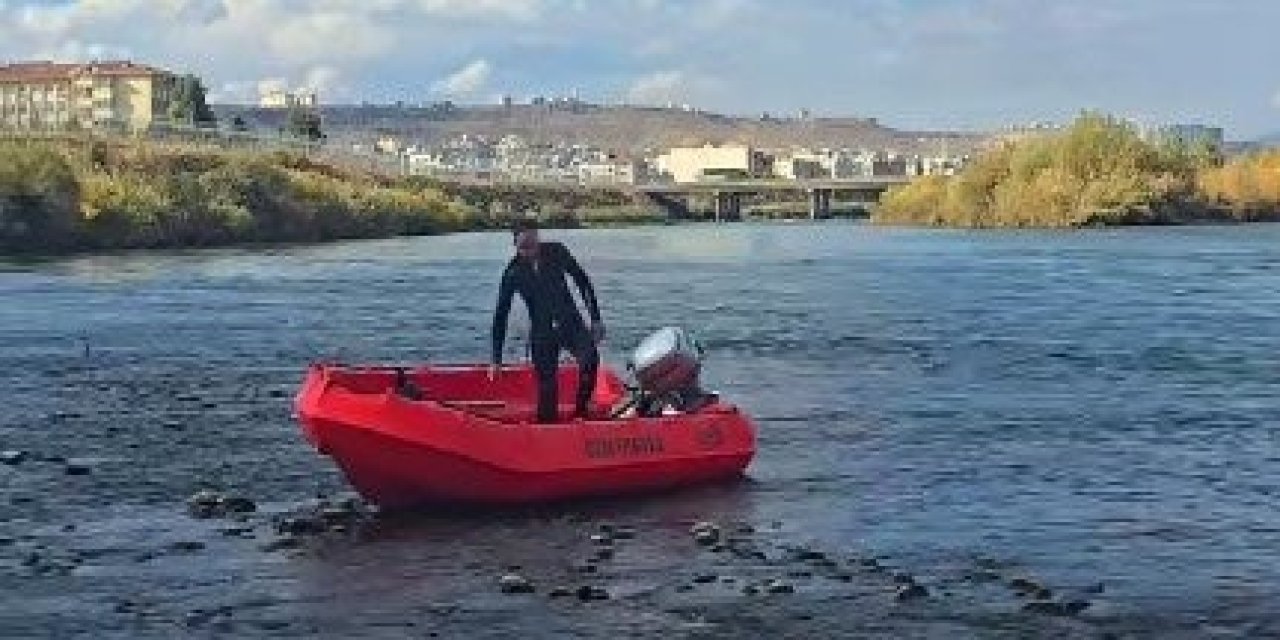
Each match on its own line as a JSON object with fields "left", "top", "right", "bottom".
{"left": 567, "top": 328, "right": 600, "bottom": 419}
{"left": 530, "top": 338, "right": 560, "bottom": 424}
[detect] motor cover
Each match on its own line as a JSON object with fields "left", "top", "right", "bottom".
{"left": 629, "top": 327, "right": 703, "bottom": 396}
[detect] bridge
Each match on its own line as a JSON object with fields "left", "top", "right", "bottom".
{"left": 303, "top": 146, "right": 914, "bottom": 220}
{"left": 634, "top": 177, "right": 910, "bottom": 220}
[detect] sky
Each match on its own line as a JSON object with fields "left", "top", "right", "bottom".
{"left": 1, "top": 0, "right": 1277, "bottom": 139}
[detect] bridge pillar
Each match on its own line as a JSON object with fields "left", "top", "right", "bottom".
{"left": 714, "top": 191, "right": 740, "bottom": 222}
{"left": 809, "top": 188, "right": 832, "bottom": 219}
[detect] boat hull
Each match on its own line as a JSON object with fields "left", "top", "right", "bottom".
{"left": 294, "top": 363, "right": 756, "bottom": 508}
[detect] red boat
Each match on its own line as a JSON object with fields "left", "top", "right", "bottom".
{"left": 294, "top": 362, "right": 756, "bottom": 508}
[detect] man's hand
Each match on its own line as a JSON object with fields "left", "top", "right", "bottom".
{"left": 487, "top": 363, "right": 502, "bottom": 381}
{"left": 590, "top": 322, "right": 606, "bottom": 344}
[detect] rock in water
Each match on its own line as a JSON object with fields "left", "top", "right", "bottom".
{"left": 693, "top": 528, "right": 720, "bottom": 546}
{"left": 1008, "top": 576, "right": 1053, "bottom": 600}
{"left": 794, "top": 549, "right": 826, "bottom": 562}
{"left": 1023, "top": 601, "right": 1064, "bottom": 615}
{"left": 499, "top": 574, "right": 535, "bottom": 594}
{"left": 575, "top": 586, "right": 610, "bottom": 602}
{"left": 222, "top": 497, "right": 257, "bottom": 514}
{"left": 187, "top": 490, "right": 225, "bottom": 519}
{"left": 690, "top": 521, "right": 721, "bottom": 544}
{"left": 277, "top": 516, "right": 326, "bottom": 536}
{"left": 1062, "top": 600, "right": 1092, "bottom": 615}
{"left": 259, "top": 537, "right": 302, "bottom": 553}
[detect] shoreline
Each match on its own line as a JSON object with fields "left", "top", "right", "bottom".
{"left": 8, "top": 211, "right": 1280, "bottom": 262}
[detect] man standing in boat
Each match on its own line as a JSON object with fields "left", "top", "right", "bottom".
{"left": 490, "top": 218, "right": 605, "bottom": 423}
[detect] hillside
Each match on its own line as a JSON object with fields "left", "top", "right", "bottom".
{"left": 214, "top": 103, "right": 986, "bottom": 154}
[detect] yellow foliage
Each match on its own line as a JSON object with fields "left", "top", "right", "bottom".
{"left": 874, "top": 112, "right": 1221, "bottom": 228}
{"left": 1198, "top": 151, "right": 1280, "bottom": 220}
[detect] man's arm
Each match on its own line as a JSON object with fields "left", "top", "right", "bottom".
{"left": 491, "top": 264, "right": 516, "bottom": 365}
{"left": 559, "top": 244, "right": 603, "bottom": 329}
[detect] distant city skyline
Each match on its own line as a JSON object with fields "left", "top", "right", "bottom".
{"left": 2, "top": 0, "right": 1277, "bottom": 139}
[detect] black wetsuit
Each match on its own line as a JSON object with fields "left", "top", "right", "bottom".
{"left": 491, "top": 241, "right": 602, "bottom": 423}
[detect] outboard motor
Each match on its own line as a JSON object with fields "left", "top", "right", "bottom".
{"left": 612, "top": 327, "right": 715, "bottom": 418}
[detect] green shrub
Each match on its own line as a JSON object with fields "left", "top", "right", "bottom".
{"left": 0, "top": 142, "right": 80, "bottom": 251}
{"left": 0, "top": 135, "right": 482, "bottom": 253}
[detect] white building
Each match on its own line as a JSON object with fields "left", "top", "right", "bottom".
{"left": 578, "top": 159, "right": 645, "bottom": 185}
{"left": 259, "top": 87, "right": 318, "bottom": 109}
{"left": 655, "top": 144, "right": 769, "bottom": 183}
{"left": 771, "top": 149, "right": 832, "bottom": 180}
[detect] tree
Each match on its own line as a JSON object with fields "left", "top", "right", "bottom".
{"left": 168, "top": 74, "right": 217, "bottom": 128}
{"left": 284, "top": 105, "right": 324, "bottom": 141}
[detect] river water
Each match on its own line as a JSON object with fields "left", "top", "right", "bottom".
{"left": 2, "top": 222, "right": 1278, "bottom": 638}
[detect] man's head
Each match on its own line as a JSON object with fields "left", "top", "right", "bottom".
{"left": 511, "top": 217, "right": 540, "bottom": 260}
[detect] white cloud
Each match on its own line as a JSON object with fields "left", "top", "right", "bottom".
{"left": 413, "top": 0, "right": 545, "bottom": 21}
{"left": 33, "top": 40, "right": 133, "bottom": 63}
{"left": 220, "top": 67, "right": 344, "bottom": 103}
{"left": 301, "top": 65, "right": 342, "bottom": 94}
{"left": 257, "top": 78, "right": 288, "bottom": 96}
{"left": 263, "top": 9, "right": 393, "bottom": 65}
{"left": 208, "top": 80, "right": 257, "bottom": 104}
{"left": 0, "top": 0, "right": 1275, "bottom": 135}
{"left": 625, "top": 70, "right": 699, "bottom": 105}
{"left": 431, "top": 59, "right": 492, "bottom": 98}
{"left": 161, "top": 0, "right": 228, "bottom": 25}
{"left": 690, "top": 0, "right": 754, "bottom": 29}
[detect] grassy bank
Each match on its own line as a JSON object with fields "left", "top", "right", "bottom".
{"left": 873, "top": 113, "right": 1280, "bottom": 228}
{"left": 0, "top": 137, "right": 474, "bottom": 254}
{"left": 0, "top": 136, "right": 658, "bottom": 255}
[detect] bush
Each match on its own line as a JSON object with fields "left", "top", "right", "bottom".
{"left": 874, "top": 112, "right": 1222, "bottom": 228}
{"left": 0, "top": 142, "right": 80, "bottom": 251}
{"left": 0, "top": 136, "right": 480, "bottom": 253}
{"left": 1198, "top": 151, "right": 1280, "bottom": 221}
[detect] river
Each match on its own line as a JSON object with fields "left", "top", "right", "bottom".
{"left": 2, "top": 222, "right": 1278, "bottom": 638}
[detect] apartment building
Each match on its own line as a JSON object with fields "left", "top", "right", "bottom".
{"left": 0, "top": 60, "right": 180, "bottom": 132}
